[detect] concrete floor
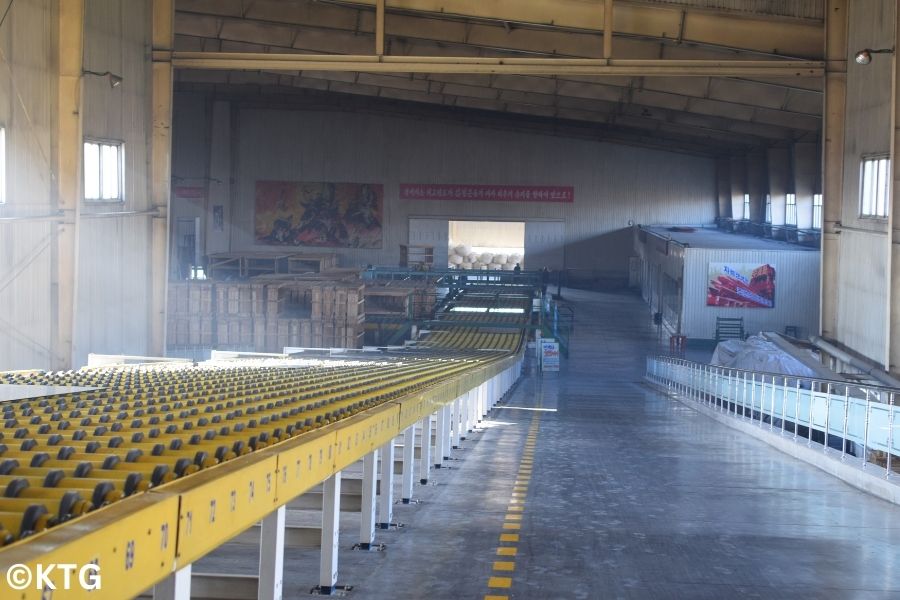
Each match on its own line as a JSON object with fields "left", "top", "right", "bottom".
{"left": 197, "top": 288, "right": 900, "bottom": 599}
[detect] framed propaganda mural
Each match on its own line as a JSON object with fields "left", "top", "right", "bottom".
{"left": 255, "top": 181, "right": 384, "bottom": 249}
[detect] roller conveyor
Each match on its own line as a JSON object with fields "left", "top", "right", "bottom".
{"left": 0, "top": 289, "right": 531, "bottom": 551}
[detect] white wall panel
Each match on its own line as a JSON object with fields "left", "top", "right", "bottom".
{"left": 218, "top": 107, "right": 715, "bottom": 277}
{"left": 0, "top": 0, "right": 56, "bottom": 370}
{"left": 835, "top": 228, "right": 888, "bottom": 363}
{"left": 682, "top": 248, "right": 820, "bottom": 340}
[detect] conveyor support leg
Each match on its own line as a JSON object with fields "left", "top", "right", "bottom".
{"left": 377, "top": 439, "right": 394, "bottom": 528}
{"left": 319, "top": 472, "right": 341, "bottom": 593}
{"left": 153, "top": 564, "right": 192, "bottom": 600}
{"left": 401, "top": 425, "right": 416, "bottom": 503}
{"left": 359, "top": 450, "right": 378, "bottom": 548}
{"left": 258, "top": 505, "right": 285, "bottom": 600}
{"left": 419, "top": 415, "right": 432, "bottom": 483}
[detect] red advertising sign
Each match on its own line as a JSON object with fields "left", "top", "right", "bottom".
{"left": 399, "top": 184, "right": 574, "bottom": 203}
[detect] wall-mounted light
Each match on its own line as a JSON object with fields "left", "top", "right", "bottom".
{"left": 82, "top": 69, "right": 123, "bottom": 88}
{"left": 854, "top": 47, "right": 894, "bottom": 65}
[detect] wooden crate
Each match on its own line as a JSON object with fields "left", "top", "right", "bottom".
{"left": 311, "top": 320, "right": 324, "bottom": 347}
{"left": 217, "top": 317, "right": 254, "bottom": 347}
{"left": 253, "top": 316, "right": 267, "bottom": 351}
{"left": 300, "top": 320, "right": 312, "bottom": 348}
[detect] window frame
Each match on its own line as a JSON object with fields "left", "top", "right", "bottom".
{"left": 764, "top": 193, "right": 772, "bottom": 224}
{"left": 785, "top": 193, "right": 797, "bottom": 227}
{"left": 859, "top": 154, "right": 890, "bottom": 219}
{"left": 812, "top": 193, "right": 823, "bottom": 230}
{"left": 83, "top": 138, "right": 125, "bottom": 203}
{"left": 742, "top": 193, "right": 750, "bottom": 220}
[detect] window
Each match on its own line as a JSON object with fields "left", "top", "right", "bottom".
{"left": 0, "top": 126, "right": 5, "bottom": 204}
{"left": 860, "top": 155, "right": 890, "bottom": 218}
{"left": 764, "top": 194, "right": 772, "bottom": 223}
{"left": 785, "top": 193, "right": 797, "bottom": 226}
{"left": 742, "top": 193, "right": 750, "bottom": 220}
{"left": 83, "top": 140, "right": 123, "bottom": 201}
{"left": 813, "top": 193, "right": 823, "bottom": 229}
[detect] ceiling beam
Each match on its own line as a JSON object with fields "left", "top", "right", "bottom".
{"left": 171, "top": 52, "right": 824, "bottom": 77}
{"left": 315, "top": 0, "right": 824, "bottom": 58}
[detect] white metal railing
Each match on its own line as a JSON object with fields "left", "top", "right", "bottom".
{"left": 646, "top": 355, "right": 900, "bottom": 481}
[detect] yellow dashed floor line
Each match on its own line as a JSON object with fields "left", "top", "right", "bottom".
{"left": 484, "top": 408, "right": 540, "bottom": 600}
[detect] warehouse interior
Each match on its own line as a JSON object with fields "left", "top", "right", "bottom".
{"left": 2, "top": 0, "right": 900, "bottom": 598}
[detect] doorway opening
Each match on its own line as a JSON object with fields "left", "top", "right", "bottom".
{"left": 447, "top": 220, "right": 525, "bottom": 271}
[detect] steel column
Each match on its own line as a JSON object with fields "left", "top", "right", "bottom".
{"left": 150, "top": 0, "right": 175, "bottom": 356}
{"left": 451, "top": 396, "right": 462, "bottom": 449}
{"left": 258, "top": 505, "right": 285, "bottom": 600}
{"left": 52, "top": 0, "right": 84, "bottom": 370}
{"left": 378, "top": 440, "right": 394, "bottom": 527}
{"left": 153, "top": 565, "right": 191, "bottom": 600}
{"left": 434, "top": 408, "right": 446, "bottom": 468}
{"left": 441, "top": 404, "right": 452, "bottom": 459}
{"left": 359, "top": 450, "right": 378, "bottom": 547}
{"left": 401, "top": 425, "right": 416, "bottom": 503}
{"left": 419, "top": 415, "right": 432, "bottom": 483}
{"left": 820, "top": 0, "right": 847, "bottom": 341}
{"left": 319, "top": 472, "right": 341, "bottom": 593}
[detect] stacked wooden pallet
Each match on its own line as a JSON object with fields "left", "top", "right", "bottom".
{"left": 166, "top": 283, "right": 215, "bottom": 347}
{"left": 167, "top": 277, "right": 365, "bottom": 353}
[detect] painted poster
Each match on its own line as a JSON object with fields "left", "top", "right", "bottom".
{"left": 255, "top": 181, "right": 383, "bottom": 248}
{"left": 541, "top": 339, "right": 560, "bottom": 371}
{"left": 707, "top": 263, "right": 775, "bottom": 308}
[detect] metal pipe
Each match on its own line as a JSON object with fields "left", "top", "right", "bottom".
{"left": 809, "top": 335, "right": 900, "bottom": 388}
{"left": 81, "top": 209, "right": 159, "bottom": 219}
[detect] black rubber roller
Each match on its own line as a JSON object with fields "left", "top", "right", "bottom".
{"left": 193, "top": 451, "right": 209, "bottom": 467}
{"left": 91, "top": 482, "right": 116, "bottom": 507}
{"left": 19, "top": 504, "right": 48, "bottom": 538}
{"left": 56, "top": 491, "right": 84, "bottom": 521}
{"left": 43, "top": 470, "right": 65, "bottom": 488}
{"left": 0, "top": 459, "right": 18, "bottom": 475}
{"left": 173, "top": 458, "right": 193, "bottom": 477}
{"left": 151, "top": 465, "right": 169, "bottom": 486}
{"left": 30, "top": 453, "right": 49, "bottom": 467}
{"left": 124, "top": 473, "right": 142, "bottom": 496}
{"left": 73, "top": 462, "right": 93, "bottom": 477}
{"left": 4, "top": 478, "right": 28, "bottom": 498}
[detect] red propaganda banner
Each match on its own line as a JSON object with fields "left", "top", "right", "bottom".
{"left": 707, "top": 262, "right": 776, "bottom": 308}
{"left": 399, "top": 184, "right": 574, "bottom": 203}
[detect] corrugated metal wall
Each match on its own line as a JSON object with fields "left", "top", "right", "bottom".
{"left": 682, "top": 248, "right": 820, "bottom": 340}
{"left": 0, "top": 0, "right": 154, "bottom": 369}
{"left": 642, "top": 1, "right": 823, "bottom": 20}
{"left": 210, "top": 107, "right": 716, "bottom": 277}
{"left": 0, "top": 0, "right": 57, "bottom": 369}
{"left": 832, "top": 0, "right": 894, "bottom": 363}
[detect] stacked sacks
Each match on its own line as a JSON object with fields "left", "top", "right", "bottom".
{"left": 447, "top": 245, "right": 524, "bottom": 270}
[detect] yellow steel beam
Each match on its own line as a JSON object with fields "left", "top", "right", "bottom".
{"left": 375, "top": 0, "right": 385, "bottom": 56}
{"left": 171, "top": 52, "right": 824, "bottom": 77}
{"left": 603, "top": 0, "right": 613, "bottom": 59}
{"left": 316, "top": 0, "right": 824, "bottom": 58}
{"left": 0, "top": 492, "right": 180, "bottom": 599}
{"left": 52, "top": 0, "right": 84, "bottom": 370}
